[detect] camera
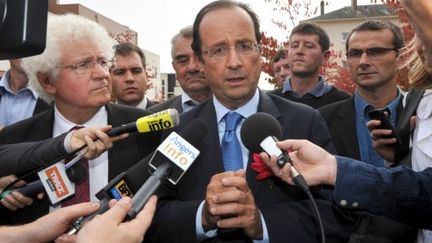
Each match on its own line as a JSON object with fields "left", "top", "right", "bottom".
{"left": 0, "top": 0, "right": 48, "bottom": 59}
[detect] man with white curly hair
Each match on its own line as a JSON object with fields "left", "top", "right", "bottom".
{"left": 0, "top": 14, "right": 161, "bottom": 225}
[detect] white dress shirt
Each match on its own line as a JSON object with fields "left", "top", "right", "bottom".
{"left": 412, "top": 90, "right": 432, "bottom": 243}
{"left": 53, "top": 106, "right": 109, "bottom": 203}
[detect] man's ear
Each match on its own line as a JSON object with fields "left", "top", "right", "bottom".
{"left": 37, "top": 72, "right": 56, "bottom": 95}
{"left": 323, "top": 50, "right": 331, "bottom": 62}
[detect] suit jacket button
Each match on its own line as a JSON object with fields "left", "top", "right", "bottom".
{"left": 339, "top": 200, "right": 347, "bottom": 206}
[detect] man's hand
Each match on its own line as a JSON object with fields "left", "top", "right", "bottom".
{"left": 367, "top": 115, "right": 417, "bottom": 164}
{"left": 367, "top": 119, "right": 398, "bottom": 162}
{"left": 202, "top": 172, "right": 236, "bottom": 231}
{"left": 0, "top": 176, "right": 44, "bottom": 211}
{"left": 74, "top": 196, "right": 157, "bottom": 243}
{"left": 70, "top": 126, "right": 128, "bottom": 160}
{"left": 0, "top": 201, "right": 100, "bottom": 243}
{"left": 203, "top": 171, "right": 263, "bottom": 239}
{"left": 0, "top": 175, "right": 16, "bottom": 192}
{"left": 261, "top": 139, "right": 337, "bottom": 186}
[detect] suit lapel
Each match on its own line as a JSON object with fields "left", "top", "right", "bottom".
{"left": 333, "top": 99, "right": 360, "bottom": 159}
{"left": 33, "top": 109, "right": 55, "bottom": 139}
{"left": 173, "top": 96, "right": 183, "bottom": 113}
{"left": 200, "top": 100, "right": 225, "bottom": 174}
{"left": 247, "top": 92, "right": 282, "bottom": 197}
{"left": 32, "top": 98, "right": 50, "bottom": 115}
{"left": 106, "top": 104, "right": 121, "bottom": 178}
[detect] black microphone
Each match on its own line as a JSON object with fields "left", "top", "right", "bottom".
{"left": 66, "top": 119, "right": 208, "bottom": 234}
{"left": 240, "top": 112, "right": 309, "bottom": 192}
{"left": 0, "top": 162, "right": 88, "bottom": 202}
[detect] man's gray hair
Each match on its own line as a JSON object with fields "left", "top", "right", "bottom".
{"left": 22, "top": 14, "right": 115, "bottom": 103}
{"left": 170, "top": 25, "right": 193, "bottom": 59}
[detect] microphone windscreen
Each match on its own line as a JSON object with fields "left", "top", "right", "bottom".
{"left": 66, "top": 162, "right": 88, "bottom": 184}
{"left": 136, "top": 109, "right": 180, "bottom": 133}
{"left": 240, "top": 112, "right": 282, "bottom": 153}
{"left": 125, "top": 119, "right": 208, "bottom": 191}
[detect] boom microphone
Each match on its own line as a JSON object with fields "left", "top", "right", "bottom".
{"left": 66, "top": 119, "right": 208, "bottom": 234}
{"left": 240, "top": 112, "right": 309, "bottom": 192}
{"left": 107, "top": 108, "right": 180, "bottom": 136}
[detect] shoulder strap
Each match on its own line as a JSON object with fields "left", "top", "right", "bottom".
{"left": 394, "top": 89, "right": 425, "bottom": 166}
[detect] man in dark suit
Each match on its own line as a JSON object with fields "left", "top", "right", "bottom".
{"left": 146, "top": 1, "right": 355, "bottom": 242}
{"left": 319, "top": 20, "right": 417, "bottom": 242}
{"left": 0, "top": 14, "right": 160, "bottom": 225}
{"left": 110, "top": 42, "right": 156, "bottom": 110}
{"left": 147, "top": 25, "right": 211, "bottom": 114}
{"left": 319, "top": 20, "right": 405, "bottom": 166}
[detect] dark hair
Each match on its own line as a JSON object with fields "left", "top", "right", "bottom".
{"left": 345, "top": 20, "right": 405, "bottom": 51}
{"left": 191, "top": 0, "right": 261, "bottom": 62}
{"left": 113, "top": 42, "right": 146, "bottom": 67}
{"left": 272, "top": 48, "right": 288, "bottom": 64}
{"left": 290, "top": 22, "right": 330, "bottom": 52}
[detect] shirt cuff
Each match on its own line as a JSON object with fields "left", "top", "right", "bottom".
{"left": 64, "top": 131, "right": 74, "bottom": 153}
{"left": 196, "top": 200, "right": 217, "bottom": 240}
{"left": 253, "top": 211, "right": 269, "bottom": 243}
{"left": 334, "top": 156, "right": 374, "bottom": 209}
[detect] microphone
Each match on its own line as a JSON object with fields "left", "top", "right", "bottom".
{"left": 240, "top": 112, "right": 309, "bottom": 192}
{"left": 0, "top": 162, "right": 88, "bottom": 203}
{"left": 63, "top": 108, "right": 181, "bottom": 170}
{"left": 66, "top": 119, "right": 208, "bottom": 234}
{"left": 106, "top": 108, "right": 180, "bottom": 136}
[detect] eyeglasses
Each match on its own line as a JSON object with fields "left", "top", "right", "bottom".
{"left": 57, "top": 58, "right": 116, "bottom": 74}
{"left": 346, "top": 47, "right": 398, "bottom": 60}
{"left": 202, "top": 42, "right": 260, "bottom": 60}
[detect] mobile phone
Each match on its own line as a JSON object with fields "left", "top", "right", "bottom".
{"left": 368, "top": 108, "right": 399, "bottom": 142}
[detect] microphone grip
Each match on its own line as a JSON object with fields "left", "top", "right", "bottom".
{"left": 290, "top": 167, "right": 310, "bottom": 193}
{"left": 14, "top": 181, "right": 44, "bottom": 197}
{"left": 277, "top": 152, "right": 292, "bottom": 168}
{"left": 127, "top": 162, "right": 171, "bottom": 219}
{"left": 66, "top": 198, "right": 110, "bottom": 235}
{"left": 106, "top": 123, "right": 136, "bottom": 137}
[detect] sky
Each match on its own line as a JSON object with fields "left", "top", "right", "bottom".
{"left": 59, "top": 0, "right": 376, "bottom": 75}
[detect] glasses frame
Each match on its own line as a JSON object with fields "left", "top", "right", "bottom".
{"left": 56, "top": 58, "right": 116, "bottom": 75}
{"left": 202, "top": 42, "right": 261, "bottom": 60}
{"left": 346, "top": 47, "right": 398, "bottom": 60}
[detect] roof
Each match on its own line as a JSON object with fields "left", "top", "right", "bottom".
{"left": 309, "top": 4, "right": 397, "bottom": 21}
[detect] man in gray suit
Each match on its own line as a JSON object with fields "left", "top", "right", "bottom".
{"left": 147, "top": 26, "right": 211, "bottom": 114}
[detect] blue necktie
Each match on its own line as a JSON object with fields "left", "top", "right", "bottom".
{"left": 221, "top": 112, "right": 243, "bottom": 171}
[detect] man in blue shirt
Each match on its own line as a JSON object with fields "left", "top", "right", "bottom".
{"left": 0, "top": 59, "right": 49, "bottom": 128}
{"left": 318, "top": 20, "right": 418, "bottom": 242}
{"left": 269, "top": 22, "right": 350, "bottom": 109}
{"left": 319, "top": 20, "right": 404, "bottom": 167}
